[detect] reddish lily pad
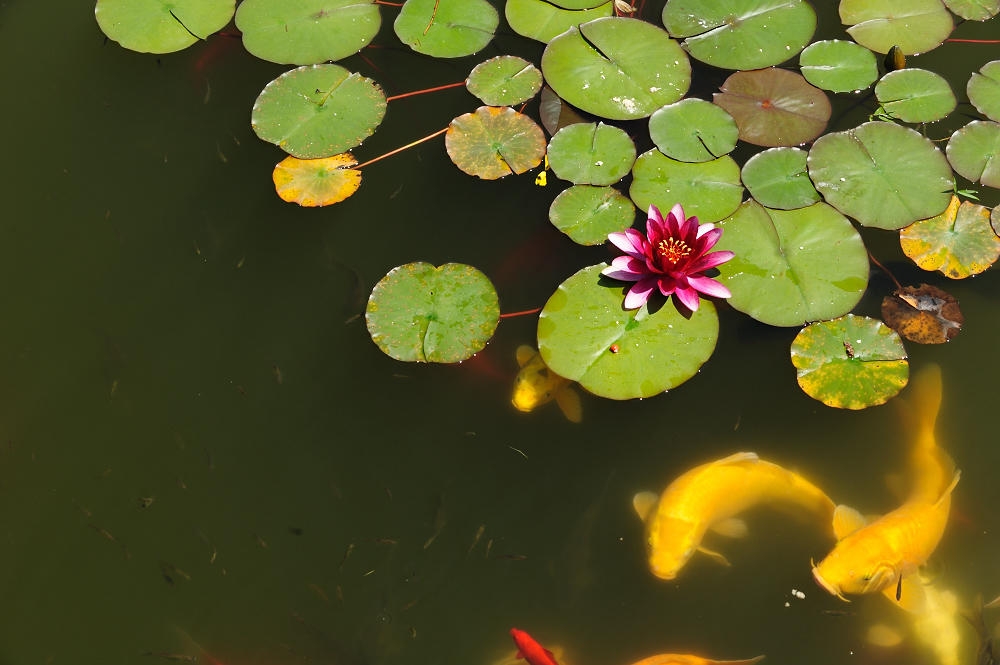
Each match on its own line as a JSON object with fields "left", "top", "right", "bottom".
{"left": 881, "top": 284, "right": 963, "bottom": 344}
{"left": 272, "top": 153, "right": 361, "bottom": 207}
{"left": 366, "top": 262, "right": 499, "bottom": 363}
{"left": 629, "top": 150, "right": 743, "bottom": 224}
{"left": 445, "top": 106, "right": 546, "bottom": 180}
{"left": 548, "top": 185, "right": 635, "bottom": 245}
{"left": 946, "top": 120, "right": 1000, "bottom": 188}
{"left": 648, "top": 99, "right": 739, "bottom": 163}
{"left": 466, "top": 56, "right": 544, "bottom": 107}
{"left": 394, "top": 0, "right": 499, "bottom": 58}
{"left": 539, "top": 86, "right": 587, "bottom": 136}
{"left": 875, "top": 68, "right": 956, "bottom": 124}
{"left": 713, "top": 68, "right": 831, "bottom": 147}
{"left": 790, "top": 314, "right": 909, "bottom": 410}
{"left": 505, "top": 0, "right": 613, "bottom": 43}
{"left": 899, "top": 196, "right": 1000, "bottom": 279}
{"left": 840, "top": 0, "right": 953, "bottom": 55}
{"left": 537, "top": 263, "right": 719, "bottom": 400}
{"left": 96, "top": 0, "right": 235, "bottom": 53}
{"left": 741, "top": 147, "right": 820, "bottom": 210}
{"left": 968, "top": 60, "right": 1000, "bottom": 121}
{"left": 546, "top": 122, "right": 636, "bottom": 185}
{"left": 799, "top": 40, "right": 879, "bottom": 93}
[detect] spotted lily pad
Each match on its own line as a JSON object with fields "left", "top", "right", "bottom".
{"left": 662, "top": 0, "right": 816, "bottom": 70}
{"left": 799, "top": 40, "right": 879, "bottom": 93}
{"left": 251, "top": 64, "right": 386, "bottom": 159}
{"left": 714, "top": 201, "right": 869, "bottom": 327}
{"left": 505, "top": 0, "right": 613, "bottom": 43}
{"left": 840, "top": 0, "right": 953, "bottom": 55}
{"left": 272, "top": 153, "right": 361, "bottom": 206}
{"left": 881, "top": 284, "right": 963, "bottom": 344}
{"left": 445, "top": 106, "right": 546, "bottom": 180}
{"left": 548, "top": 185, "right": 635, "bottom": 245}
{"left": 541, "top": 17, "right": 691, "bottom": 120}
{"left": 875, "top": 68, "right": 956, "bottom": 123}
{"left": 741, "top": 147, "right": 820, "bottom": 210}
{"left": 648, "top": 99, "right": 739, "bottom": 163}
{"left": 394, "top": 0, "right": 498, "bottom": 58}
{"left": 235, "top": 0, "right": 380, "bottom": 64}
{"left": 899, "top": 195, "right": 1000, "bottom": 279}
{"left": 790, "top": 314, "right": 909, "bottom": 410}
{"left": 467, "top": 56, "right": 544, "bottom": 106}
{"left": 537, "top": 263, "right": 719, "bottom": 399}
{"left": 96, "top": 0, "right": 235, "bottom": 53}
{"left": 546, "top": 122, "right": 636, "bottom": 185}
{"left": 807, "top": 122, "right": 954, "bottom": 230}
{"left": 946, "top": 120, "right": 1000, "bottom": 188}
{"left": 629, "top": 150, "right": 744, "bottom": 224}
{"left": 968, "top": 60, "right": 1000, "bottom": 121}
{"left": 713, "top": 68, "right": 831, "bottom": 147}
{"left": 366, "top": 263, "right": 499, "bottom": 363}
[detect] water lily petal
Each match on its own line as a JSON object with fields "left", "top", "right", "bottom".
{"left": 689, "top": 249, "right": 735, "bottom": 272}
{"left": 624, "top": 278, "right": 658, "bottom": 309}
{"left": 688, "top": 275, "right": 732, "bottom": 299}
{"left": 602, "top": 256, "right": 646, "bottom": 281}
{"left": 674, "top": 285, "right": 702, "bottom": 312}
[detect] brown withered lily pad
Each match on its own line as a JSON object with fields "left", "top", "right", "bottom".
{"left": 881, "top": 283, "right": 963, "bottom": 344}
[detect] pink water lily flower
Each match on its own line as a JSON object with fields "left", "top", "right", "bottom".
{"left": 602, "top": 203, "right": 735, "bottom": 312}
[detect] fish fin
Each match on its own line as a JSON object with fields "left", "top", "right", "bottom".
{"left": 711, "top": 517, "right": 748, "bottom": 538}
{"left": 515, "top": 345, "right": 536, "bottom": 368}
{"left": 832, "top": 504, "right": 868, "bottom": 540}
{"left": 544, "top": 648, "right": 557, "bottom": 661}
{"left": 861, "top": 563, "right": 897, "bottom": 594}
{"left": 715, "top": 658, "right": 766, "bottom": 665}
{"left": 555, "top": 387, "right": 582, "bottom": 423}
{"left": 697, "top": 545, "right": 732, "bottom": 567}
{"left": 882, "top": 574, "right": 928, "bottom": 614}
{"left": 985, "top": 593, "right": 1000, "bottom": 610}
{"left": 933, "top": 470, "right": 961, "bottom": 508}
{"left": 632, "top": 492, "right": 659, "bottom": 522}
{"left": 514, "top": 651, "right": 525, "bottom": 660}
{"left": 715, "top": 451, "right": 759, "bottom": 465}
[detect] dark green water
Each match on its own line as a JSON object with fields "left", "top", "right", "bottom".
{"left": 1, "top": 2, "right": 998, "bottom": 664}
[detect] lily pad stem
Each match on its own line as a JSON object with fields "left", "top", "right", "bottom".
{"left": 386, "top": 82, "right": 466, "bottom": 102}
{"left": 499, "top": 307, "right": 542, "bottom": 319}
{"left": 354, "top": 128, "right": 448, "bottom": 170}
{"left": 868, "top": 250, "right": 903, "bottom": 291}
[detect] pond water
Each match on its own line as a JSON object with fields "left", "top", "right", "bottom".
{"left": 1, "top": 1, "right": 999, "bottom": 664}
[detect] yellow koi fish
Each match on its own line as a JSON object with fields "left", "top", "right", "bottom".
{"left": 633, "top": 452, "right": 835, "bottom": 580}
{"left": 627, "top": 654, "right": 764, "bottom": 665}
{"left": 511, "top": 345, "right": 581, "bottom": 423}
{"left": 811, "top": 364, "right": 959, "bottom": 610}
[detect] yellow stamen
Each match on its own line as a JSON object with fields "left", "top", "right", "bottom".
{"left": 657, "top": 237, "right": 692, "bottom": 265}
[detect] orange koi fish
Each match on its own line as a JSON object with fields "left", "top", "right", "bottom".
{"left": 510, "top": 628, "right": 560, "bottom": 665}
{"left": 627, "top": 654, "right": 764, "bottom": 665}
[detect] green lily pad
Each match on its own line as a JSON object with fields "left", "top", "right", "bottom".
{"left": 95, "top": 0, "right": 235, "bottom": 53}
{"left": 840, "top": 0, "right": 953, "bottom": 55}
{"left": 946, "top": 120, "right": 1000, "bottom": 188}
{"left": 251, "top": 64, "right": 387, "bottom": 159}
{"left": 742, "top": 147, "right": 820, "bottom": 210}
{"left": 648, "top": 99, "right": 739, "bottom": 163}
{"left": 629, "top": 150, "right": 744, "bottom": 224}
{"left": 968, "top": 61, "right": 1000, "bottom": 123}
{"left": 466, "top": 56, "right": 544, "bottom": 107}
{"left": 875, "top": 68, "right": 956, "bottom": 123}
{"left": 234, "top": 0, "right": 380, "bottom": 65}
{"left": 546, "top": 122, "right": 636, "bottom": 185}
{"left": 807, "top": 122, "right": 954, "bottom": 230}
{"left": 445, "top": 106, "right": 546, "bottom": 180}
{"left": 900, "top": 195, "right": 1000, "bottom": 279}
{"left": 541, "top": 17, "right": 691, "bottom": 121}
{"left": 394, "top": 0, "right": 498, "bottom": 58}
{"left": 548, "top": 185, "right": 636, "bottom": 245}
{"left": 943, "top": 0, "right": 1000, "bottom": 19}
{"left": 537, "top": 263, "right": 719, "bottom": 399}
{"left": 714, "top": 201, "right": 869, "bottom": 327}
{"left": 713, "top": 68, "right": 831, "bottom": 147}
{"left": 505, "top": 0, "right": 613, "bottom": 43}
{"left": 799, "top": 40, "right": 879, "bottom": 93}
{"left": 366, "top": 262, "right": 499, "bottom": 363}
{"left": 790, "top": 314, "right": 909, "bottom": 410}
{"left": 550, "top": 0, "right": 608, "bottom": 7}
{"left": 662, "top": 0, "right": 816, "bottom": 70}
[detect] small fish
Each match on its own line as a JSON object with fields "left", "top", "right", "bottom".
{"left": 633, "top": 452, "right": 835, "bottom": 580}
{"left": 812, "top": 365, "right": 959, "bottom": 611}
{"left": 627, "top": 654, "right": 764, "bottom": 665}
{"left": 510, "top": 628, "right": 560, "bottom": 665}
{"left": 511, "top": 345, "right": 581, "bottom": 423}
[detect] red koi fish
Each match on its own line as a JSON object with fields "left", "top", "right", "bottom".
{"left": 510, "top": 628, "right": 560, "bottom": 665}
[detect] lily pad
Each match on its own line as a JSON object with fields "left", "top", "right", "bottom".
{"left": 713, "top": 68, "right": 831, "bottom": 147}
{"left": 272, "top": 153, "right": 361, "bottom": 206}
{"left": 648, "top": 99, "right": 739, "bottom": 163}
{"left": 466, "top": 56, "right": 544, "bottom": 107}
{"left": 840, "top": 0, "right": 953, "bottom": 55}
{"left": 899, "top": 195, "right": 1000, "bottom": 279}
{"left": 882, "top": 284, "right": 963, "bottom": 344}
{"left": 235, "top": 0, "right": 380, "bottom": 65}
{"left": 946, "top": 120, "right": 1000, "bottom": 188}
{"left": 714, "top": 201, "right": 869, "bottom": 327}
{"left": 548, "top": 185, "right": 636, "bottom": 245}
{"left": 799, "top": 40, "right": 880, "bottom": 93}
{"left": 446, "top": 106, "right": 546, "bottom": 180}
{"left": 742, "top": 147, "right": 820, "bottom": 210}
{"left": 251, "top": 64, "right": 387, "bottom": 159}
{"left": 546, "top": 122, "right": 636, "bottom": 185}
{"left": 662, "top": 0, "right": 816, "bottom": 70}
{"left": 537, "top": 263, "right": 719, "bottom": 399}
{"left": 790, "top": 314, "right": 909, "bottom": 410}
{"left": 539, "top": 86, "right": 587, "bottom": 135}
{"left": 541, "top": 17, "right": 691, "bottom": 121}
{"left": 96, "top": 0, "right": 235, "bottom": 53}
{"left": 875, "top": 68, "right": 956, "bottom": 123}
{"left": 807, "top": 122, "right": 954, "bottom": 230}
{"left": 943, "top": 0, "right": 1000, "bottom": 19}
{"left": 394, "top": 0, "right": 498, "bottom": 58}
{"left": 505, "top": 0, "right": 613, "bottom": 43}
{"left": 366, "top": 262, "right": 499, "bottom": 363}
{"left": 968, "top": 60, "right": 1000, "bottom": 121}
{"left": 629, "top": 150, "right": 744, "bottom": 224}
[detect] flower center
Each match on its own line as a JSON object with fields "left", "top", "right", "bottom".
{"left": 657, "top": 237, "right": 692, "bottom": 265}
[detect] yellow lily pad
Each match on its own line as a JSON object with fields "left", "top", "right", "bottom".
{"left": 272, "top": 153, "right": 362, "bottom": 207}
{"left": 899, "top": 195, "right": 1000, "bottom": 279}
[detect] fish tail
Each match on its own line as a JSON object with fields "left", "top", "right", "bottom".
{"left": 907, "top": 363, "right": 943, "bottom": 455}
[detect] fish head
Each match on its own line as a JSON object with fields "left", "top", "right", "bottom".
{"left": 511, "top": 355, "right": 560, "bottom": 412}
{"left": 645, "top": 516, "right": 698, "bottom": 580}
{"left": 812, "top": 551, "right": 897, "bottom": 600}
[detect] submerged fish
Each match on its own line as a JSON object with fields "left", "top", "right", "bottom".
{"left": 632, "top": 451, "right": 835, "bottom": 580}
{"left": 627, "top": 654, "right": 764, "bottom": 665}
{"left": 510, "top": 628, "right": 560, "bottom": 665}
{"left": 963, "top": 594, "right": 1000, "bottom": 665}
{"left": 511, "top": 345, "right": 581, "bottom": 423}
{"left": 812, "top": 364, "right": 959, "bottom": 611}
